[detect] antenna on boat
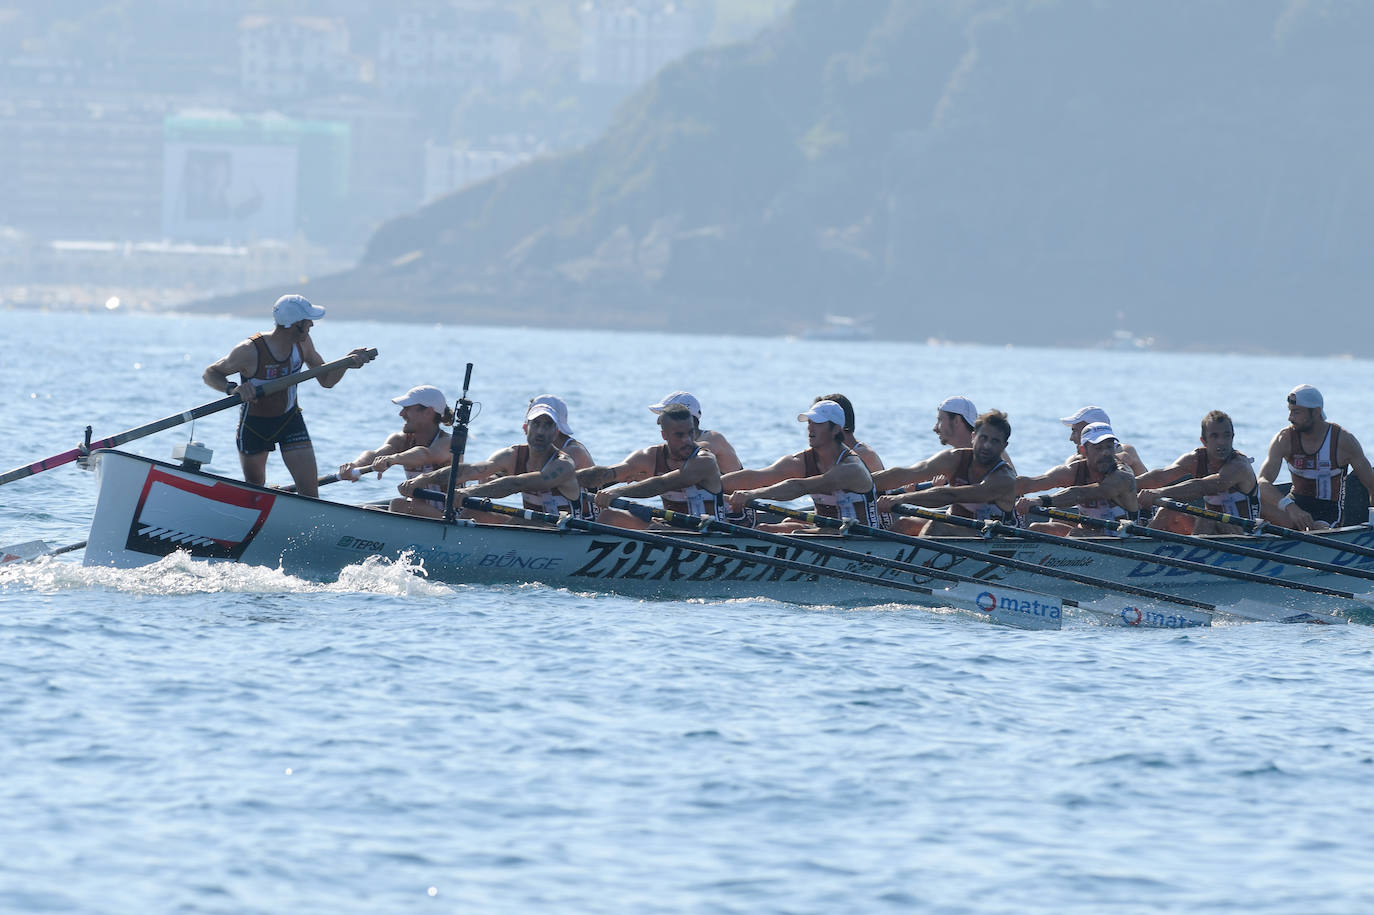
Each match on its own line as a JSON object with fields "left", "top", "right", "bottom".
{"left": 443, "top": 362, "right": 474, "bottom": 524}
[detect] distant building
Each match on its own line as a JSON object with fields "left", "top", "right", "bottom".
{"left": 422, "top": 139, "right": 541, "bottom": 205}
{"left": 162, "top": 110, "right": 350, "bottom": 245}
{"left": 0, "top": 93, "right": 165, "bottom": 241}
{"left": 238, "top": 16, "right": 352, "bottom": 97}
{"left": 377, "top": 10, "right": 521, "bottom": 92}
{"left": 579, "top": 1, "right": 700, "bottom": 87}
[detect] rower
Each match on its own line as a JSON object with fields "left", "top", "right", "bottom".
{"left": 724, "top": 399, "right": 879, "bottom": 533}
{"left": 814, "top": 393, "right": 884, "bottom": 472}
{"left": 340, "top": 385, "right": 453, "bottom": 518}
{"left": 1135, "top": 410, "right": 1259, "bottom": 534}
{"left": 576, "top": 404, "right": 725, "bottom": 530}
{"left": 1258, "top": 384, "right": 1374, "bottom": 530}
{"left": 877, "top": 410, "right": 1017, "bottom": 537}
{"left": 201, "top": 293, "right": 374, "bottom": 497}
{"left": 528, "top": 394, "right": 595, "bottom": 471}
{"left": 647, "top": 391, "right": 742, "bottom": 473}
{"left": 1060, "top": 405, "right": 1147, "bottom": 474}
{"left": 1014, "top": 422, "right": 1139, "bottom": 537}
{"left": 399, "top": 401, "right": 580, "bottom": 525}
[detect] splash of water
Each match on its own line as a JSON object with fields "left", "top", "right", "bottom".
{"left": 0, "top": 549, "right": 454, "bottom": 598}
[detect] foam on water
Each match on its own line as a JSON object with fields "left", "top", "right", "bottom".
{"left": 0, "top": 549, "right": 455, "bottom": 598}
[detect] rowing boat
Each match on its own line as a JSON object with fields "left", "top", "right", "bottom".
{"left": 81, "top": 450, "right": 1374, "bottom": 621}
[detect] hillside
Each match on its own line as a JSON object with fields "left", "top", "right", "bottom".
{"left": 221, "top": 0, "right": 1374, "bottom": 354}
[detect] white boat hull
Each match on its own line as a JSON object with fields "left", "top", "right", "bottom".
{"left": 84, "top": 451, "right": 1374, "bottom": 625}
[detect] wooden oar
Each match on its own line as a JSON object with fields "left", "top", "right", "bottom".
{"left": 1016, "top": 504, "right": 1367, "bottom": 601}
{"left": 891, "top": 505, "right": 1349, "bottom": 624}
{"left": 1154, "top": 496, "right": 1374, "bottom": 562}
{"left": 0, "top": 349, "right": 379, "bottom": 488}
{"left": 0, "top": 540, "right": 87, "bottom": 564}
{"left": 1028, "top": 502, "right": 1374, "bottom": 582}
{"left": 753, "top": 500, "right": 1222, "bottom": 613}
{"left": 608, "top": 498, "right": 1208, "bottom": 627}
{"left": 418, "top": 492, "right": 1060, "bottom": 629}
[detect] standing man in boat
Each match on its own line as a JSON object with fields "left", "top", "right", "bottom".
{"left": 875, "top": 410, "right": 1017, "bottom": 537}
{"left": 724, "top": 400, "right": 879, "bottom": 533}
{"left": 338, "top": 385, "right": 453, "bottom": 517}
{"left": 1061, "top": 406, "right": 1147, "bottom": 473}
{"left": 1134, "top": 410, "right": 1259, "bottom": 534}
{"left": 1258, "top": 385, "right": 1374, "bottom": 530}
{"left": 398, "top": 401, "right": 581, "bottom": 524}
{"left": 1013, "top": 422, "right": 1140, "bottom": 537}
{"left": 575, "top": 404, "right": 725, "bottom": 530}
{"left": 202, "top": 294, "right": 375, "bottom": 498}
{"left": 647, "top": 391, "right": 743, "bottom": 473}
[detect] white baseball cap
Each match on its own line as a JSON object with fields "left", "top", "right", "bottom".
{"left": 798, "top": 400, "right": 846, "bottom": 426}
{"left": 525, "top": 403, "right": 559, "bottom": 425}
{"left": 1080, "top": 422, "right": 1118, "bottom": 445}
{"left": 1061, "top": 405, "right": 1111, "bottom": 427}
{"left": 529, "top": 394, "right": 573, "bottom": 435}
{"left": 392, "top": 385, "right": 448, "bottom": 413}
{"left": 938, "top": 395, "right": 978, "bottom": 428}
{"left": 1288, "top": 384, "right": 1324, "bottom": 417}
{"left": 273, "top": 294, "right": 326, "bottom": 326}
{"left": 649, "top": 391, "right": 702, "bottom": 420}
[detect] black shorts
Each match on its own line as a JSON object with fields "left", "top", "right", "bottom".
{"left": 237, "top": 406, "right": 311, "bottom": 455}
{"left": 1294, "top": 492, "right": 1343, "bottom": 526}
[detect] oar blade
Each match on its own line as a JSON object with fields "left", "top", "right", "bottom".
{"left": 1, "top": 540, "right": 53, "bottom": 564}
{"left": 1072, "top": 598, "right": 1211, "bottom": 628}
{"left": 1221, "top": 598, "right": 1348, "bottom": 626}
{"left": 942, "top": 582, "right": 1063, "bottom": 630}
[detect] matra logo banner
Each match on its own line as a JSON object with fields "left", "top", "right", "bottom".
{"left": 125, "top": 468, "right": 274, "bottom": 560}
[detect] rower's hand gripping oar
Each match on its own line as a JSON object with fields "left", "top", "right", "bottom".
{"left": 1154, "top": 496, "right": 1374, "bottom": 563}
{"left": 606, "top": 498, "right": 1201, "bottom": 627}
{"left": 442, "top": 363, "right": 475, "bottom": 524}
{"left": 0, "top": 349, "right": 379, "bottom": 488}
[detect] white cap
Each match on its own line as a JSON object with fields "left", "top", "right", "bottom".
{"left": 529, "top": 394, "right": 573, "bottom": 435}
{"left": 525, "top": 403, "right": 559, "bottom": 425}
{"left": 798, "top": 400, "right": 846, "bottom": 426}
{"left": 1288, "top": 384, "right": 1324, "bottom": 416}
{"left": 391, "top": 385, "right": 448, "bottom": 413}
{"left": 649, "top": 391, "right": 702, "bottom": 420}
{"left": 273, "top": 294, "right": 325, "bottom": 326}
{"left": 938, "top": 395, "right": 978, "bottom": 428}
{"left": 1080, "top": 422, "right": 1118, "bottom": 445}
{"left": 1061, "top": 405, "right": 1111, "bottom": 427}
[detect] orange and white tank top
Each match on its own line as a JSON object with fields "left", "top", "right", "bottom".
{"left": 801, "top": 447, "right": 879, "bottom": 525}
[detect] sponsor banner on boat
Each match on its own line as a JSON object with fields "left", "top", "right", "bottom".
{"left": 125, "top": 467, "right": 275, "bottom": 561}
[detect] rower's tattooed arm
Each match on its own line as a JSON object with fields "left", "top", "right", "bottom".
{"left": 577, "top": 466, "right": 620, "bottom": 489}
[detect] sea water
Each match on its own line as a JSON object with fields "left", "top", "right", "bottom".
{"left": 3, "top": 310, "right": 1374, "bottom": 913}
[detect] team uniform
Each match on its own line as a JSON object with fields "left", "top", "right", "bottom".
{"left": 948, "top": 450, "right": 1015, "bottom": 524}
{"left": 652, "top": 444, "right": 727, "bottom": 520}
{"left": 512, "top": 445, "right": 583, "bottom": 518}
{"left": 236, "top": 333, "right": 310, "bottom": 455}
{"left": 1188, "top": 446, "right": 1261, "bottom": 520}
{"left": 1287, "top": 424, "right": 1347, "bottom": 525}
{"left": 402, "top": 429, "right": 447, "bottom": 512}
{"left": 1068, "top": 459, "right": 1141, "bottom": 523}
{"left": 801, "top": 446, "right": 880, "bottom": 526}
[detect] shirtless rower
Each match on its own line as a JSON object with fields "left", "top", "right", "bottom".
{"left": 1134, "top": 410, "right": 1258, "bottom": 534}
{"left": 814, "top": 393, "right": 883, "bottom": 472}
{"left": 876, "top": 410, "right": 1016, "bottom": 537}
{"left": 398, "top": 401, "right": 580, "bottom": 525}
{"left": 1061, "top": 406, "right": 1147, "bottom": 474}
{"left": 338, "top": 385, "right": 453, "bottom": 517}
{"left": 1014, "top": 422, "right": 1139, "bottom": 536}
{"left": 1258, "top": 385, "right": 1374, "bottom": 530}
{"left": 576, "top": 404, "right": 724, "bottom": 530}
{"left": 647, "top": 391, "right": 742, "bottom": 473}
{"left": 723, "top": 399, "right": 879, "bottom": 533}
{"left": 202, "top": 294, "right": 374, "bottom": 497}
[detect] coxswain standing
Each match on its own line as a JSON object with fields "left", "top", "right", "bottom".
{"left": 202, "top": 294, "right": 374, "bottom": 497}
